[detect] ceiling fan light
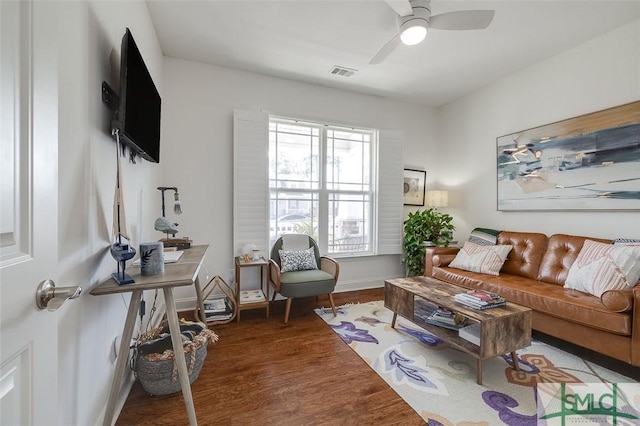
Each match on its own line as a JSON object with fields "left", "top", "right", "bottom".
{"left": 400, "top": 24, "right": 427, "bottom": 45}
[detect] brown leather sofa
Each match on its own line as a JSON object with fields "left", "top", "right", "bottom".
{"left": 425, "top": 231, "right": 640, "bottom": 367}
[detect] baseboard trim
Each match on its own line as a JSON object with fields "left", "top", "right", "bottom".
{"left": 174, "top": 278, "right": 390, "bottom": 311}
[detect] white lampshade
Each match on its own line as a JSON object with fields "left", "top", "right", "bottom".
{"left": 426, "top": 190, "right": 449, "bottom": 208}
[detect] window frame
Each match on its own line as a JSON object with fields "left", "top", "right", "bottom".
{"left": 269, "top": 116, "right": 377, "bottom": 257}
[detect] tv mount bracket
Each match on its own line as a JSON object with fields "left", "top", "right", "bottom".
{"left": 101, "top": 81, "right": 137, "bottom": 164}
{"left": 101, "top": 81, "right": 119, "bottom": 112}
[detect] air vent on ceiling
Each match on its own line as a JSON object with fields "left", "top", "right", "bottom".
{"left": 329, "top": 66, "right": 357, "bottom": 77}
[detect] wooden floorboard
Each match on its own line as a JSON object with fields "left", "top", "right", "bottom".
{"left": 116, "top": 288, "right": 425, "bottom": 426}
{"left": 116, "top": 287, "right": 639, "bottom": 425}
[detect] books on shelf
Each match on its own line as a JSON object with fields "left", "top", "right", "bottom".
{"left": 454, "top": 289, "right": 506, "bottom": 310}
{"left": 458, "top": 323, "right": 481, "bottom": 346}
{"left": 205, "top": 311, "right": 233, "bottom": 321}
{"left": 414, "top": 300, "right": 470, "bottom": 330}
{"left": 240, "top": 289, "right": 266, "bottom": 304}
{"left": 204, "top": 295, "right": 233, "bottom": 321}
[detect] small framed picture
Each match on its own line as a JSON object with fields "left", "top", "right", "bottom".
{"left": 403, "top": 169, "right": 426, "bottom": 206}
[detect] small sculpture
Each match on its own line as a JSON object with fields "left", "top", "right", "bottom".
{"left": 154, "top": 216, "right": 179, "bottom": 236}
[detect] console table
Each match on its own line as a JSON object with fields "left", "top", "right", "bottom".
{"left": 91, "top": 244, "right": 208, "bottom": 426}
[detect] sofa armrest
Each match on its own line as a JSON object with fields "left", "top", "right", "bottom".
{"left": 433, "top": 254, "right": 457, "bottom": 268}
{"left": 632, "top": 285, "right": 640, "bottom": 366}
{"left": 425, "top": 247, "right": 460, "bottom": 277}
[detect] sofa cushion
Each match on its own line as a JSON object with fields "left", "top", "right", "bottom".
{"left": 433, "top": 266, "right": 631, "bottom": 336}
{"left": 449, "top": 241, "right": 512, "bottom": 275}
{"left": 537, "top": 234, "right": 611, "bottom": 286}
{"left": 497, "top": 231, "right": 547, "bottom": 280}
{"left": 564, "top": 239, "right": 640, "bottom": 297}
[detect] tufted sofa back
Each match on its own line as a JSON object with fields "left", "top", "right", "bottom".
{"left": 497, "top": 231, "right": 548, "bottom": 280}
{"left": 536, "top": 234, "right": 611, "bottom": 286}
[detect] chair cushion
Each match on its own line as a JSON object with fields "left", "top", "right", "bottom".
{"left": 279, "top": 269, "right": 335, "bottom": 298}
{"left": 279, "top": 248, "right": 318, "bottom": 272}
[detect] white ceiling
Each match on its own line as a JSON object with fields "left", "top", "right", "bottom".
{"left": 146, "top": 0, "right": 640, "bottom": 107}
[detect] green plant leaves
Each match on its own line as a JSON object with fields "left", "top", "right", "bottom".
{"left": 403, "top": 209, "right": 455, "bottom": 276}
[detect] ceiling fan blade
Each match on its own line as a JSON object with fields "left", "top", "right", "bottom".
{"left": 384, "top": 0, "right": 413, "bottom": 17}
{"left": 429, "top": 10, "right": 495, "bottom": 30}
{"left": 369, "top": 34, "right": 401, "bottom": 65}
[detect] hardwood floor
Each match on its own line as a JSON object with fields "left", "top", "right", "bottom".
{"left": 116, "top": 288, "right": 640, "bottom": 425}
{"left": 116, "top": 288, "right": 425, "bottom": 425}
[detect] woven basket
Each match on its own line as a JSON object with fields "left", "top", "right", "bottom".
{"left": 136, "top": 343, "right": 207, "bottom": 395}
{"left": 133, "top": 320, "right": 217, "bottom": 396}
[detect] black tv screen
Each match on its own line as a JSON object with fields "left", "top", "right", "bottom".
{"left": 117, "top": 28, "right": 161, "bottom": 163}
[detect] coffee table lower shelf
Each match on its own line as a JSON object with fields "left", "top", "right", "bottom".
{"left": 385, "top": 277, "right": 532, "bottom": 385}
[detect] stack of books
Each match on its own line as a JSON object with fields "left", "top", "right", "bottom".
{"left": 239, "top": 289, "right": 266, "bottom": 304}
{"left": 454, "top": 289, "right": 506, "bottom": 310}
{"left": 458, "top": 323, "right": 481, "bottom": 345}
{"left": 426, "top": 308, "right": 470, "bottom": 330}
{"left": 204, "top": 295, "right": 234, "bottom": 321}
{"left": 414, "top": 300, "right": 470, "bottom": 330}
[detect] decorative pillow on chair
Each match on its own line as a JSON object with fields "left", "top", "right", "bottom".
{"left": 449, "top": 241, "right": 513, "bottom": 276}
{"left": 279, "top": 247, "right": 318, "bottom": 273}
{"left": 564, "top": 239, "right": 640, "bottom": 297}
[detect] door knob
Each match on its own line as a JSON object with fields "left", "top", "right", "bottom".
{"left": 36, "top": 279, "right": 82, "bottom": 311}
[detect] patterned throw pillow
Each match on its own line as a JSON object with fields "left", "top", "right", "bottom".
{"left": 564, "top": 239, "right": 640, "bottom": 297}
{"left": 449, "top": 241, "right": 513, "bottom": 276}
{"left": 613, "top": 238, "right": 640, "bottom": 246}
{"left": 279, "top": 248, "right": 318, "bottom": 273}
{"left": 468, "top": 227, "right": 500, "bottom": 246}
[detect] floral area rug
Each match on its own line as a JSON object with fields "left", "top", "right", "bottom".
{"left": 314, "top": 300, "right": 635, "bottom": 425}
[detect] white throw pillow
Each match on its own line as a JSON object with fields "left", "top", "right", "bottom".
{"left": 449, "top": 241, "right": 513, "bottom": 276}
{"left": 564, "top": 239, "right": 640, "bottom": 297}
{"left": 279, "top": 247, "right": 318, "bottom": 273}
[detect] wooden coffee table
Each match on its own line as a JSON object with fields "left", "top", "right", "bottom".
{"left": 384, "top": 276, "right": 532, "bottom": 385}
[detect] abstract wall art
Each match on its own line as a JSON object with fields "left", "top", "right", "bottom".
{"left": 497, "top": 101, "right": 640, "bottom": 211}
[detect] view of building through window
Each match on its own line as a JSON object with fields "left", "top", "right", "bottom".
{"left": 269, "top": 119, "right": 375, "bottom": 255}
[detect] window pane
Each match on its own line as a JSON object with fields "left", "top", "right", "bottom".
{"left": 328, "top": 192, "right": 371, "bottom": 254}
{"left": 269, "top": 121, "right": 320, "bottom": 190}
{"left": 269, "top": 190, "right": 319, "bottom": 247}
{"left": 327, "top": 129, "right": 371, "bottom": 192}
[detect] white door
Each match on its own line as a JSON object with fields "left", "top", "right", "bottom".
{"left": 1, "top": 1, "right": 59, "bottom": 424}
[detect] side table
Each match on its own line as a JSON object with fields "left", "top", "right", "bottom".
{"left": 234, "top": 256, "right": 269, "bottom": 322}
{"left": 91, "top": 244, "right": 208, "bottom": 426}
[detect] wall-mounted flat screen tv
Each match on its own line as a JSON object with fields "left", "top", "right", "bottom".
{"left": 114, "top": 28, "right": 161, "bottom": 163}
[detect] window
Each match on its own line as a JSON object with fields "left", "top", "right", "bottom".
{"left": 233, "top": 109, "right": 403, "bottom": 260}
{"left": 269, "top": 118, "right": 374, "bottom": 255}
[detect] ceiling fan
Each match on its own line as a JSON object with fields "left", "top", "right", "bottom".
{"left": 370, "top": 0, "right": 495, "bottom": 65}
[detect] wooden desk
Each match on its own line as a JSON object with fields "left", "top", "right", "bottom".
{"left": 91, "top": 244, "right": 208, "bottom": 426}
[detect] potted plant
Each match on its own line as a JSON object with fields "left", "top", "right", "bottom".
{"left": 403, "top": 209, "right": 455, "bottom": 276}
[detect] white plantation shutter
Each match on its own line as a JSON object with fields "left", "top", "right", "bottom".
{"left": 233, "top": 109, "right": 269, "bottom": 255}
{"left": 377, "top": 129, "right": 404, "bottom": 255}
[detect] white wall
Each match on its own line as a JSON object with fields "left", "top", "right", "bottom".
{"left": 161, "top": 59, "right": 440, "bottom": 306}
{"left": 56, "top": 1, "right": 162, "bottom": 424}
{"left": 437, "top": 19, "right": 640, "bottom": 241}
